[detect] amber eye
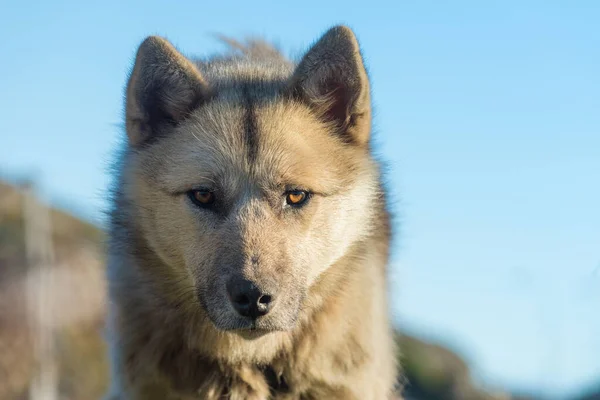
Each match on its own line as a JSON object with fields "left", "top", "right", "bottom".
{"left": 188, "top": 189, "right": 215, "bottom": 208}
{"left": 285, "top": 190, "right": 310, "bottom": 207}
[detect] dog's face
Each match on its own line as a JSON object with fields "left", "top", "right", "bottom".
{"left": 123, "top": 27, "right": 379, "bottom": 334}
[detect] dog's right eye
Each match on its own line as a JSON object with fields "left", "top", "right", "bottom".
{"left": 285, "top": 190, "right": 310, "bottom": 207}
{"left": 187, "top": 189, "right": 215, "bottom": 208}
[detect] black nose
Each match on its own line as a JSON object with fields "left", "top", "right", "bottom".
{"left": 226, "top": 278, "right": 274, "bottom": 319}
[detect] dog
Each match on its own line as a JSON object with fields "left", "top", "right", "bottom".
{"left": 104, "top": 25, "right": 399, "bottom": 399}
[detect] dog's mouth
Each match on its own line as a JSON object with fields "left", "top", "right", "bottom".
{"left": 233, "top": 325, "right": 272, "bottom": 340}
{"left": 201, "top": 303, "right": 283, "bottom": 335}
{"left": 229, "top": 317, "right": 287, "bottom": 335}
{"left": 208, "top": 313, "right": 295, "bottom": 338}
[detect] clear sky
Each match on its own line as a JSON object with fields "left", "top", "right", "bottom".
{"left": 1, "top": 1, "right": 598, "bottom": 397}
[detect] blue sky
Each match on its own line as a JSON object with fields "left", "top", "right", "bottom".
{"left": 1, "top": 0, "right": 599, "bottom": 397}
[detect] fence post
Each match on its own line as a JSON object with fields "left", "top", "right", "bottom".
{"left": 23, "top": 182, "right": 58, "bottom": 400}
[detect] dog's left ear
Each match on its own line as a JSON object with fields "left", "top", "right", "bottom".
{"left": 290, "top": 26, "right": 371, "bottom": 146}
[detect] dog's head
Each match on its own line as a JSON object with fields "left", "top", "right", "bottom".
{"left": 121, "top": 26, "right": 381, "bottom": 334}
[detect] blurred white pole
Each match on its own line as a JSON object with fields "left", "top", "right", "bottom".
{"left": 24, "top": 182, "right": 58, "bottom": 400}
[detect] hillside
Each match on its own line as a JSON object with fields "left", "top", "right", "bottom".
{"left": 0, "top": 179, "right": 525, "bottom": 399}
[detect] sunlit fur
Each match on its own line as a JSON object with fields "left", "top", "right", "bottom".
{"left": 105, "top": 25, "right": 400, "bottom": 399}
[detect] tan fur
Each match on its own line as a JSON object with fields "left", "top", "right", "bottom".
{"left": 105, "top": 26, "right": 400, "bottom": 399}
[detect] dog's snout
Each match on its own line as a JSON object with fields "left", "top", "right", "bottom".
{"left": 226, "top": 278, "right": 275, "bottom": 319}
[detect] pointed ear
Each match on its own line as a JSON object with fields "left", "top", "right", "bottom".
{"left": 290, "top": 26, "right": 371, "bottom": 146}
{"left": 125, "top": 36, "right": 211, "bottom": 146}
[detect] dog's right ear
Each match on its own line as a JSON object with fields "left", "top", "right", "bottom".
{"left": 125, "top": 36, "right": 210, "bottom": 146}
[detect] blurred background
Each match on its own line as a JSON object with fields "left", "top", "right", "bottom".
{"left": 1, "top": 1, "right": 598, "bottom": 399}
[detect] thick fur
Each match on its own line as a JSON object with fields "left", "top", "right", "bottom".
{"left": 105, "top": 26, "right": 399, "bottom": 399}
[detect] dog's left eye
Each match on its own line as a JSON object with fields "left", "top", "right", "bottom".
{"left": 285, "top": 190, "right": 310, "bottom": 207}
{"left": 188, "top": 189, "right": 215, "bottom": 208}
